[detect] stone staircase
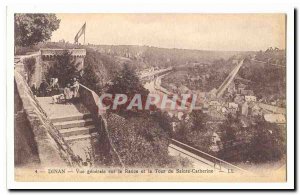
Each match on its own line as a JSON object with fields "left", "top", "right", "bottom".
{"left": 36, "top": 97, "right": 102, "bottom": 163}
{"left": 51, "top": 113, "right": 98, "bottom": 142}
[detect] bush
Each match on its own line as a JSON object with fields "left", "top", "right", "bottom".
{"left": 174, "top": 110, "right": 213, "bottom": 153}
{"left": 45, "top": 50, "right": 79, "bottom": 87}
{"left": 218, "top": 115, "right": 286, "bottom": 163}
{"left": 106, "top": 113, "right": 171, "bottom": 168}
{"left": 23, "top": 57, "right": 36, "bottom": 84}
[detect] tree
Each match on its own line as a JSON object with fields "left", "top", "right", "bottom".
{"left": 246, "top": 119, "right": 286, "bottom": 163}
{"left": 80, "top": 64, "right": 102, "bottom": 93}
{"left": 107, "top": 63, "right": 148, "bottom": 95}
{"left": 23, "top": 57, "right": 36, "bottom": 84}
{"left": 45, "top": 51, "right": 79, "bottom": 87}
{"left": 106, "top": 64, "right": 149, "bottom": 114}
{"left": 15, "top": 14, "right": 60, "bottom": 47}
{"left": 218, "top": 115, "right": 286, "bottom": 164}
{"left": 174, "top": 110, "right": 213, "bottom": 153}
{"left": 217, "top": 114, "right": 243, "bottom": 162}
{"left": 106, "top": 113, "right": 173, "bottom": 167}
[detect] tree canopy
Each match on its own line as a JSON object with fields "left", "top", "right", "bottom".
{"left": 218, "top": 115, "right": 286, "bottom": 163}
{"left": 174, "top": 110, "right": 213, "bottom": 153}
{"left": 15, "top": 14, "right": 60, "bottom": 47}
{"left": 45, "top": 51, "right": 79, "bottom": 87}
{"left": 106, "top": 64, "right": 149, "bottom": 114}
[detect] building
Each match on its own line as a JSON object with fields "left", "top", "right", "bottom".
{"left": 241, "top": 102, "right": 249, "bottom": 116}
{"left": 210, "top": 132, "right": 222, "bottom": 152}
{"left": 229, "top": 102, "right": 239, "bottom": 109}
{"left": 258, "top": 103, "right": 286, "bottom": 114}
{"left": 209, "top": 101, "right": 221, "bottom": 110}
{"left": 237, "top": 83, "right": 247, "bottom": 93}
{"left": 208, "top": 88, "right": 217, "bottom": 99}
{"left": 245, "top": 95, "right": 257, "bottom": 102}
{"left": 228, "top": 102, "right": 239, "bottom": 114}
{"left": 234, "top": 95, "right": 244, "bottom": 105}
{"left": 250, "top": 104, "right": 262, "bottom": 116}
{"left": 221, "top": 107, "right": 228, "bottom": 114}
{"left": 178, "top": 85, "right": 190, "bottom": 94}
{"left": 264, "top": 114, "right": 286, "bottom": 124}
{"left": 227, "top": 82, "right": 236, "bottom": 94}
{"left": 241, "top": 89, "right": 254, "bottom": 96}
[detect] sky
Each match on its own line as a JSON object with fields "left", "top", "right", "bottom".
{"left": 51, "top": 13, "right": 286, "bottom": 51}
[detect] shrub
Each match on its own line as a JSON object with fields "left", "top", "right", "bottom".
{"left": 23, "top": 57, "right": 36, "bottom": 84}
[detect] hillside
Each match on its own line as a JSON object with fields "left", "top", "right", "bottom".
{"left": 17, "top": 42, "right": 264, "bottom": 93}
{"left": 90, "top": 44, "right": 254, "bottom": 67}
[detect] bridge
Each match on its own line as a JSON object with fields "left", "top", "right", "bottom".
{"left": 139, "top": 67, "right": 173, "bottom": 81}
{"left": 216, "top": 59, "right": 244, "bottom": 98}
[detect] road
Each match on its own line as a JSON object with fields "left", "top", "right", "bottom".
{"left": 143, "top": 71, "right": 190, "bottom": 115}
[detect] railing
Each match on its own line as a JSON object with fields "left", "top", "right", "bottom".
{"left": 40, "top": 48, "right": 86, "bottom": 57}
{"left": 170, "top": 139, "right": 249, "bottom": 173}
{"left": 78, "top": 84, "right": 125, "bottom": 168}
{"left": 78, "top": 84, "right": 100, "bottom": 115}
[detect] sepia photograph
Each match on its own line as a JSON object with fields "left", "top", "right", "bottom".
{"left": 8, "top": 10, "right": 293, "bottom": 188}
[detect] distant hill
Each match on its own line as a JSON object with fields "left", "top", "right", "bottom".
{"left": 15, "top": 42, "right": 256, "bottom": 93}
{"left": 89, "top": 44, "right": 255, "bottom": 68}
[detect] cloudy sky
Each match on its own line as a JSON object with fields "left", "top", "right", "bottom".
{"left": 51, "top": 13, "right": 286, "bottom": 51}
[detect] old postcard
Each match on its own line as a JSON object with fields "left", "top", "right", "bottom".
{"left": 7, "top": 8, "right": 294, "bottom": 189}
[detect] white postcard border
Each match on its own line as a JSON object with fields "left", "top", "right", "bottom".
{"left": 6, "top": 2, "right": 295, "bottom": 189}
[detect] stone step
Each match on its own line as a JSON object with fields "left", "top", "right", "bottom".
{"left": 59, "top": 125, "right": 97, "bottom": 137}
{"left": 50, "top": 113, "right": 92, "bottom": 123}
{"left": 54, "top": 118, "right": 94, "bottom": 130}
{"left": 64, "top": 132, "right": 98, "bottom": 142}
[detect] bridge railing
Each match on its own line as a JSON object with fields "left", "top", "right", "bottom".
{"left": 170, "top": 139, "right": 249, "bottom": 173}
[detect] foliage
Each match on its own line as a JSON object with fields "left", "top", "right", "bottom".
{"left": 218, "top": 115, "right": 286, "bottom": 163}
{"left": 255, "top": 48, "right": 286, "bottom": 65}
{"left": 161, "top": 58, "right": 232, "bottom": 92}
{"left": 106, "top": 113, "right": 172, "bottom": 167}
{"left": 45, "top": 51, "right": 79, "bottom": 87}
{"left": 217, "top": 114, "right": 244, "bottom": 162}
{"left": 23, "top": 57, "right": 36, "bottom": 84}
{"left": 239, "top": 62, "right": 286, "bottom": 100}
{"left": 15, "top": 14, "right": 60, "bottom": 47}
{"left": 80, "top": 64, "right": 102, "bottom": 93}
{"left": 239, "top": 49, "right": 286, "bottom": 100}
{"left": 80, "top": 48, "right": 134, "bottom": 93}
{"left": 151, "top": 109, "right": 173, "bottom": 137}
{"left": 106, "top": 64, "right": 149, "bottom": 114}
{"left": 174, "top": 110, "right": 213, "bottom": 153}
{"left": 246, "top": 119, "right": 286, "bottom": 163}
{"left": 85, "top": 48, "right": 119, "bottom": 80}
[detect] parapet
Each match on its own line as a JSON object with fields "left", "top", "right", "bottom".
{"left": 40, "top": 48, "right": 86, "bottom": 58}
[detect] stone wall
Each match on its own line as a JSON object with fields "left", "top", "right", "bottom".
{"left": 17, "top": 48, "right": 86, "bottom": 88}
{"left": 15, "top": 53, "right": 42, "bottom": 87}
{"left": 41, "top": 49, "right": 86, "bottom": 71}
{"left": 14, "top": 81, "right": 40, "bottom": 167}
{"left": 14, "top": 70, "right": 80, "bottom": 168}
